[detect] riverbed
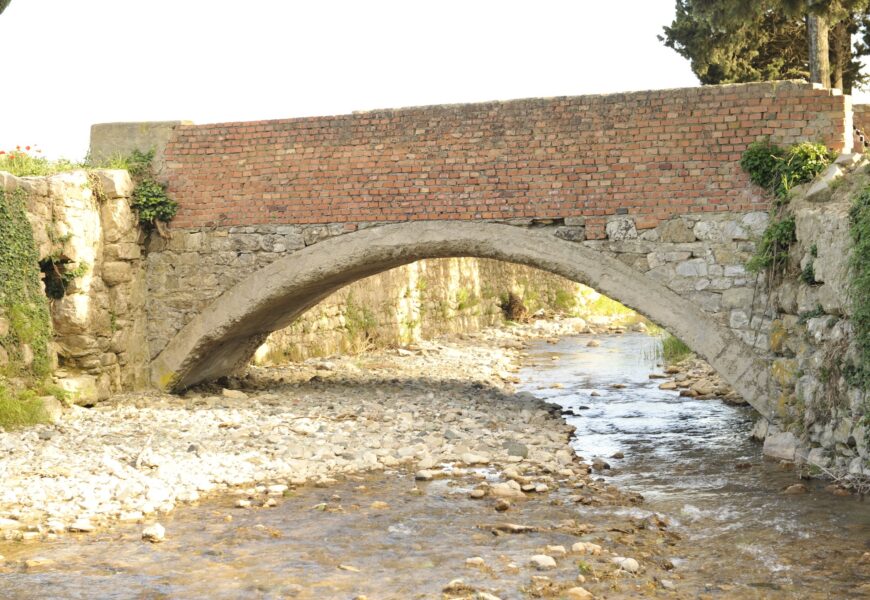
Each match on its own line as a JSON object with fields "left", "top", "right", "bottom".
{"left": 0, "top": 329, "right": 868, "bottom": 599}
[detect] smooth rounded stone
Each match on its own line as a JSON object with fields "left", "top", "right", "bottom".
{"left": 591, "top": 458, "right": 610, "bottom": 471}
{"left": 263, "top": 498, "right": 278, "bottom": 508}
{"left": 221, "top": 388, "right": 248, "bottom": 399}
{"left": 24, "top": 557, "right": 55, "bottom": 569}
{"left": 118, "top": 511, "right": 144, "bottom": 523}
{"left": 142, "top": 522, "right": 165, "bottom": 543}
{"left": 589, "top": 390, "right": 601, "bottom": 397}
{"left": 465, "top": 556, "right": 486, "bottom": 568}
{"left": 267, "top": 484, "right": 288, "bottom": 495}
{"left": 469, "top": 488, "right": 487, "bottom": 499}
{"left": 46, "top": 520, "right": 66, "bottom": 534}
{"left": 504, "top": 441, "right": 529, "bottom": 458}
{"left": 370, "top": 501, "right": 390, "bottom": 510}
{"left": 521, "top": 483, "right": 536, "bottom": 492}
{"left": 461, "top": 452, "right": 490, "bottom": 465}
{"left": 417, "top": 456, "right": 437, "bottom": 470}
{"left": 783, "top": 483, "right": 808, "bottom": 495}
{"left": 534, "top": 483, "right": 550, "bottom": 493}
{"left": 572, "top": 542, "right": 602, "bottom": 555}
{"left": 565, "top": 587, "right": 594, "bottom": 600}
{"left": 68, "top": 518, "right": 95, "bottom": 533}
{"left": 613, "top": 556, "right": 640, "bottom": 573}
{"left": 0, "top": 518, "right": 23, "bottom": 531}
{"left": 475, "top": 593, "right": 503, "bottom": 600}
{"left": 586, "top": 339, "right": 601, "bottom": 347}
{"left": 610, "top": 451, "right": 624, "bottom": 459}
{"left": 530, "top": 554, "right": 557, "bottom": 570}
{"left": 234, "top": 499, "right": 252, "bottom": 509}
{"left": 545, "top": 545, "right": 567, "bottom": 557}
{"left": 659, "top": 381, "right": 678, "bottom": 390}
{"left": 490, "top": 482, "right": 526, "bottom": 499}
{"left": 415, "top": 469, "right": 436, "bottom": 481}
{"left": 661, "top": 579, "right": 676, "bottom": 590}
{"left": 494, "top": 499, "right": 511, "bottom": 512}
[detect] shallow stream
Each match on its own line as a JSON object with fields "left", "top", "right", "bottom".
{"left": 1, "top": 333, "right": 867, "bottom": 599}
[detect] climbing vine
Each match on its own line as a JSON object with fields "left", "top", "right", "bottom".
{"left": 848, "top": 185, "right": 870, "bottom": 392}
{"left": 0, "top": 189, "right": 53, "bottom": 379}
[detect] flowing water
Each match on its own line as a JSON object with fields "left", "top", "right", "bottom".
{"left": 518, "top": 333, "right": 870, "bottom": 598}
{"left": 1, "top": 333, "right": 868, "bottom": 599}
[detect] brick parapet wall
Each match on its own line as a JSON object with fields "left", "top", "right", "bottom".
{"left": 162, "top": 81, "right": 849, "bottom": 238}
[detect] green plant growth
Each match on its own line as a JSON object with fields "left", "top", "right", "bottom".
{"left": 0, "top": 189, "right": 55, "bottom": 428}
{"left": 746, "top": 215, "right": 796, "bottom": 275}
{"left": 552, "top": 288, "right": 578, "bottom": 313}
{"left": 740, "top": 140, "right": 835, "bottom": 200}
{"left": 660, "top": 333, "right": 693, "bottom": 364}
{"left": 797, "top": 304, "right": 826, "bottom": 324}
{"left": 454, "top": 287, "right": 479, "bottom": 312}
{"left": 0, "top": 189, "right": 53, "bottom": 378}
{"left": 117, "top": 149, "right": 178, "bottom": 237}
{"left": 848, "top": 186, "right": 870, "bottom": 390}
{"left": 342, "top": 294, "right": 378, "bottom": 352}
{"left": 0, "top": 386, "right": 47, "bottom": 429}
{"left": 585, "top": 294, "right": 634, "bottom": 318}
{"left": 0, "top": 147, "right": 84, "bottom": 177}
{"left": 800, "top": 261, "right": 817, "bottom": 285}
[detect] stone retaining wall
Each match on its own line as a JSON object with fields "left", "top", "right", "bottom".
{"left": 253, "top": 257, "right": 609, "bottom": 363}
{"left": 0, "top": 170, "right": 149, "bottom": 402}
{"left": 755, "top": 157, "right": 869, "bottom": 478}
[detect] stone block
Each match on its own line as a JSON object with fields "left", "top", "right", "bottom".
{"left": 102, "top": 261, "right": 133, "bottom": 286}
{"left": 729, "top": 309, "right": 750, "bottom": 329}
{"left": 57, "top": 374, "right": 99, "bottom": 404}
{"left": 675, "top": 258, "right": 707, "bottom": 277}
{"left": 658, "top": 219, "right": 696, "bottom": 243}
{"left": 554, "top": 226, "right": 585, "bottom": 242}
{"left": 805, "top": 164, "right": 843, "bottom": 202}
{"left": 763, "top": 431, "right": 798, "bottom": 461}
{"left": 605, "top": 217, "right": 637, "bottom": 241}
{"left": 94, "top": 170, "right": 134, "bottom": 199}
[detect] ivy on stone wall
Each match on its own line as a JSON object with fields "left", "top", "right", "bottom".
{"left": 848, "top": 185, "right": 870, "bottom": 391}
{"left": 0, "top": 189, "right": 53, "bottom": 384}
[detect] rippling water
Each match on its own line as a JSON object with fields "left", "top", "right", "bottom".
{"left": 1, "top": 333, "right": 868, "bottom": 599}
{"left": 519, "top": 332, "right": 870, "bottom": 597}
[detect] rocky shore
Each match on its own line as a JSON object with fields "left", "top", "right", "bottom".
{"left": 0, "top": 319, "right": 608, "bottom": 541}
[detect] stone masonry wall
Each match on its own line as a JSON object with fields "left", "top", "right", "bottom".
{"left": 253, "top": 257, "right": 607, "bottom": 363}
{"left": 755, "top": 156, "right": 869, "bottom": 478}
{"left": 158, "top": 81, "right": 849, "bottom": 239}
{"left": 0, "top": 170, "right": 149, "bottom": 402}
{"left": 145, "top": 210, "right": 770, "bottom": 373}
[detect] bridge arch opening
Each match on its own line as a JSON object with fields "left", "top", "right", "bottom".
{"left": 151, "top": 222, "right": 769, "bottom": 414}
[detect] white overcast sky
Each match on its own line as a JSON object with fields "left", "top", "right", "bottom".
{"left": 1, "top": 0, "right": 868, "bottom": 159}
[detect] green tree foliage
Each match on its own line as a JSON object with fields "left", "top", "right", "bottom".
{"left": 661, "top": 0, "right": 870, "bottom": 92}
{"left": 0, "top": 1, "right": 10, "bottom": 16}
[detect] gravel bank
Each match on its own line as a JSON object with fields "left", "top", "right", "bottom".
{"left": 1, "top": 320, "right": 615, "bottom": 540}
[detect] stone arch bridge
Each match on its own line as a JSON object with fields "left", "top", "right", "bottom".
{"left": 90, "top": 81, "right": 853, "bottom": 422}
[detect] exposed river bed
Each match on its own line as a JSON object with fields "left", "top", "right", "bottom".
{"left": 0, "top": 331, "right": 868, "bottom": 599}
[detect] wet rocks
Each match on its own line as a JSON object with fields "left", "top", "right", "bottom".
{"left": 613, "top": 556, "right": 640, "bottom": 573}
{"left": 529, "top": 554, "right": 557, "bottom": 570}
{"left": 565, "top": 587, "right": 594, "bottom": 600}
{"left": 141, "top": 522, "right": 165, "bottom": 542}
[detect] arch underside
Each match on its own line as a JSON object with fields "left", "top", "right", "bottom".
{"left": 151, "top": 222, "right": 771, "bottom": 416}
